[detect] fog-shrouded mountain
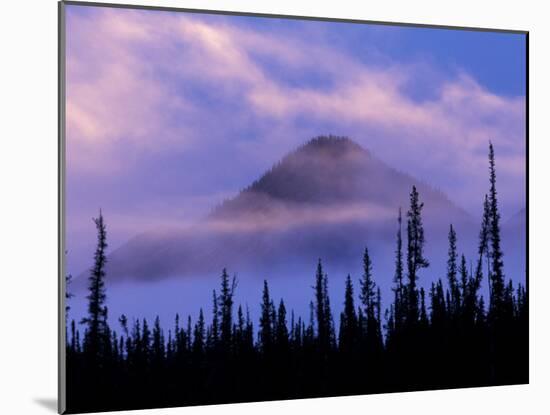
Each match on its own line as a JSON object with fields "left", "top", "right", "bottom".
{"left": 91, "top": 136, "right": 482, "bottom": 286}
{"left": 210, "top": 136, "right": 468, "bottom": 223}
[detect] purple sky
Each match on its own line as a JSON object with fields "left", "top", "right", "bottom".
{"left": 65, "top": 4, "right": 526, "bottom": 279}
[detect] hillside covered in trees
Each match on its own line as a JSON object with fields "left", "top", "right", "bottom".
{"left": 64, "top": 143, "right": 527, "bottom": 414}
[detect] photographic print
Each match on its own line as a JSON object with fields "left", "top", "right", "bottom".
{"left": 59, "top": 1, "right": 528, "bottom": 413}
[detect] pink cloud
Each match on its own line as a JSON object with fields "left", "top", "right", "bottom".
{"left": 206, "top": 199, "right": 396, "bottom": 234}
{"left": 66, "top": 9, "right": 195, "bottom": 174}
{"left": 65, "top": 6, "right": 525, "bottom": 214}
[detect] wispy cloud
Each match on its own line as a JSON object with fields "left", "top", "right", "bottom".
{"left": 206, "top": 200, "right": 396, "bottom": 234}
{"left": 66, "top": 6, "right": 524, "bottom": 173}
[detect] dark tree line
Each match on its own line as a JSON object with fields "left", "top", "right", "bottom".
{"left": 65, "top": 144, "right": 527, "bottom": 413}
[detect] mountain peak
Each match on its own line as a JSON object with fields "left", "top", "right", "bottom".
{"left": 209, "top": 135, "right": 467, "bottom": 224}
{"left": 219, "top": 135, "right": 371, "bottom": 208}
{"left": 297, "top": 135, "right": 364, "bottom": 156}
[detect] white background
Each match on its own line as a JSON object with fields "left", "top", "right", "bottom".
{"left": 0, "top": 0, "right": 547, "bottom": 414}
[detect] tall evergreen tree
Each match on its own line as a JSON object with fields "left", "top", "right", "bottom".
{"left": 304, "top": 300, "right": 315, "bottom": 346}
{"left": 193, "top": 309, "right": 205, "bottom": 356}
{"left": 166, "top": 330, "right": 173, "bottom": 361}
{"left": 360, "top": 248, "right": 383, "bottom": 358}
{"left": 233, "top": 305, "right": 245, "bottom": 355}
{"left": 447, "top": 225, "right": 460, "bottom": 316}
{"left": 488, "top": 142, "right": 505, "bottom": 312}
{"left": 210, "top": 290, "right": 219, "bottom": 350}
{"left": 259, "top": 280, "right": 274, "bottom": 354}
{"left": 81, "top": 210, "right": 109, "bottom": 362}
{"left": 173, "top": 313, "right": 184, "bottom": 356}
{"left": 393, "top": 208, "right": 405, "bottom": 330}
{"left": 141, "top": 318, "right": 151, "bottom": 362}
{"left": 339, "top": 275, "right": 358, "bottom": 353}
{"left": 458, "top": 255, "right": 469, "bottom": 309}
{"left": 406, "top": 186, "right": 429, "bottom": 324}
{"left": 244, "top": 306, "right": 254, "bottom": 353}
{"left": 360, "top": 248, "right": 378, "bottom": 323}
{"left": 152, "top": 316, "right": 165, "bottom": 368}
{"left": 430, "top": 280, "right": 447, "bottom": 329}
{"left": 218, "top": 269, "right": 237, "bottom": 351}
{"left": 314, "top": 260, "right": 334, "bottom": 353}
{"left": 275, "top": 299, "right": 290, "bottom": 352}
{"left": 475, "top": 195, "right": 491, "bottom": 290}
{"left": 323, "top": 269, "right": 336, "bottom": 349}
{"left": 293, "top": 316, "right": 303, "bottom": 349}
{"left": 186, "top": 315, "right": 192, "bottom": 351}
{"left": 314, "top": 260, "right": 326, "bottom": 341}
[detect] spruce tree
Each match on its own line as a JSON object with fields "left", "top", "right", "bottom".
{"left": 458, "top": 255, "right": 468, "bottom": 310}
{"left": 447, "top": 225, "right": 460, "bottom": 316}
{"left": 305, "top": 300, "right": 315, "bottom": 346}
{"left": 186, "top": 315, "right": 192, "bottom": 351}
{"left": 173, "top": 313, "right": 185, "bottom": 357}
{"left": 314, "top": 260, "right": 326, "bottom": 345}
{"left": 360, "top": 248, "right": 383, "bottom": 360}
{"left": 323, "top": 269, "right": 336, "bottom": 349}
{"left": 152, "top": 316, "right": 165, "bottom": 368}
{"left": 129, "top": 318, "right": 141, "bottom": 366}
{"left": 218, "top": 269, "right": 237, "bottom": 351}
{"left": 339, "top": 275, "right": 358, "bottom": 353}
{"left": 406, "top": 186, "right": 429, "bottom": 324}
{"left": 360, "top": 247, "right": 377, "bottom": 323}
{"left": 166, "top": 330, "right": 173, "bottom": 361}
{"left": 393, "top": 208, "right": 405, "bottom": 330}
{"left": 210, "top": 290, "right": 219, "bottom": 350}
{"left": 259, "top": 280, "right": 274, "bottom": 354}
{"left": 81, "top": 210, "right": 109, "bottom": 362}
{"left": 244, "top": 306, "right": 254, "bottom": 353}
{"left": 314, "top": 260, "right": 334, "bottom": 353}
{"left": 488, "top": 142, "right": 505, "bottom": 312}
{"left": 275, "top": 299, "right": 289, "bottom": 352}
{"left": 430, "top": 280, "right": 447, "bottom": 329}
{"left": 475, "top": 195, "right": 491, "bottom": 290}
{"left": 141, "top": 318, "right": 151, "bottom": 364}
{"left": 193, "top": 309, "right": 205, "bottom": 356}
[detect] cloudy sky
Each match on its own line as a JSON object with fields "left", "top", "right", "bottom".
{"left": 65, "top": 4, "right": 526, "bottom": 276}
